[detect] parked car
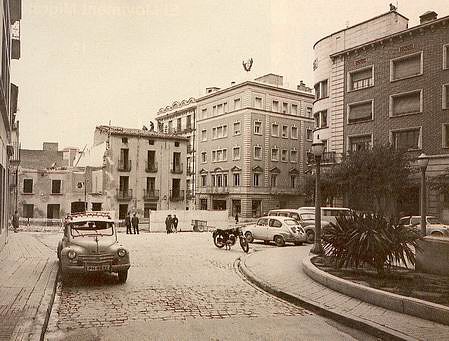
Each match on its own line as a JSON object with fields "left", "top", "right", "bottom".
{"left": 399, "top": 216, "right": 449, "bottom": 237}
{"left": 242, "top": 216, "right": 307, "bottom": 247}
{"left": 57, "top": 211, "right": 131, "bottom": 283}
{"left": 297, "top": 206, "right": 352, "bottom": 225}
{"left": 267, "top": 209, "right": 328, "bottom": 243}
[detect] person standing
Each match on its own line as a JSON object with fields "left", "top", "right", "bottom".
{"left": 165, "top": 214, "right": 172, "bottom": 234}
{"left": 12, "top": 210, "right": 19, "bottom": 233}
{"left": 125, "top": 212, "right": 132, "bottom": 234}
{"left": 131, "top": 213, "right": 139, "bottom": 234}
{"left": 172, "top": 214, "right": 178, "bottom": 233}
{"left": 235, "top": 213, "right": 239, "bottom": 225}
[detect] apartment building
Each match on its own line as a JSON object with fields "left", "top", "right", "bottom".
{"left": 94, "top": 126, "right": 188, "bottom": 219}
{"left": 331, "top": 10, "right": 449, "bottom": 217}
{"left": 0, "top": 0, "right": 21, "bottom": 251}
{"left": 195, "top": 74, "right": 314, "bottom": 219}
{"left": 155, "top": 98, "right": 196, "bottom": 209}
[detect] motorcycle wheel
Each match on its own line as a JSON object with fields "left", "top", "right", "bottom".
{"left": 228, "top": 234, "right": 237, "bottom": 246}
{"left": 239, "top": 236, "right": 249, "bottom": 253}
{"left": 213, "top": 232, "right": 225, "bottom": 248}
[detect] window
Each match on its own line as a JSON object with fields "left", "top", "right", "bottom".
{"left": 270, "top": 219, "right": 282, "bottom": 228}
{"left": 223, "top": 102, "right": 228, "bottom": 113}
{"left": 349, "top": 66, "right": 373, "bottom": 91}
{"left": 281, "top": 125, "right": 288, "bottom": 138}
{"left": 186, "top": 115, "right": 192, "bottom": 129}
{"left": 281, "top": 149, "right": 288, "bottom": 162}
{"left": 201, "top": 108, "right": 207, "bottom": 119}
{"left": 444, "top": 44, "right": 449, "bottom": 70}
{"left": 23, "top": 203, "right": 34, "bottom": 218}
{"left": 291, "top": 104, "right": 298, "bottom": 115}
{"left": 23, "top": 179, "right": 33, "bottom": 193}
{"left": 122, "top": 137, "right": 128, "bottom": 144}
{"left": 234, "top": 98, "right": 241, "bottom": 110}
{"left": 306, "top": 128, "right": 313, "bottom": 141}
{"left": 443, "top": 124, "right": 449, "bottom": 148}
{"left": 349, "top": 135, "right": 372, "bottom": 151}
{"left": 348, "top": 100, "right": 373, "bottom": 123}
{"left": 168, "top": 120, "right": 173, "bottom": 132}
{"left": 213, "top": 149, "right": 227, "bottom": 162}
{"left": 390, "top": 52, "right": 423, "bottom": 81}
{"left": 201, "top": 129, "right": 207, "bottom": 141}
{"left": 290, "top": 150, "right": 298, "bottom": 163}
{"left": 177, "top": 118, "right": 181, "bottom": 131}
{"left": 291, "top": 126, "right": 298, "bottom": 139}
{"left": 271, "top": 123, "right": 279, "bottom": 136}
{"left": 233, "top": 173, "right": 240, "bottom": 186}
{"left": 174, "top": 141, "right": 179, "bottom": 147}
{"left": 254, "top": 146, "right": 262, "bottom": 160}
{"left": 443, "top": 84, "right": 449, "bottom": 110}
{"left": 270, "top": 174, "right": 277, "bottom": 187}
{"left": 321, "top": 111, "right": 328, "bottom": 127}
{"left": 255, "top": 97, "right": 262, "bottom": 108}
{"left": 233, "top": 147, "right": 240, "bottom": 160}
{"left": 217, "top": 104, "right": 224, "bottom": 115}
{"left": 390, "top": 90, "right": 422, "bottom": 116}
{"left": 392, "top": 128, "right": 421, "bottom": 151}
{"left": 306, "top": 107, "right": 312, "bottom": 118}
{"left": 272, "top": 100, "right": 279, "bottom": 112}
{"left": 201, "top": 152, "right": 207, "bottom": 163}
{"left": 212, "top": 105, "right": 217, "bottom": 116}
{"left": 51, "top": 180, "right": 62, "bottom": 194}
{"left": 201, "top": 174, "right": 207, "bottom": 186}
{"left": 282, "top": 103, "right": 288, "bottom": 114}
{"left": 254, "top": 121, "right": 262, "bottom": 134}
{"left": 314, "top": 79, "right": 328, "bottom": 100}
{"left": 290, "top": 175, "right": 296, "bottom": 188}
{"left": 212, "top": 125, "right": 227, "bottom": 139}
{"left": 271, "top": 148, "right": 279, "bottom": 161}
{"left": 253, "top": 173, "right": 261, "bottom": 186}
{"left": 148, "top": 139, "right": 154, "bottom": 145}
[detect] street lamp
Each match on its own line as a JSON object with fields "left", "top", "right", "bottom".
{"left": 417, "top": 153, "right": 429, "bottom": 237}
{"left": 311, "top": 139, "right": 325, "bottom": 255}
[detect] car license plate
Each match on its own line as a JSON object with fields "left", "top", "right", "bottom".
{"left": 85, "top": 264, "right": 111, "bottom": 272}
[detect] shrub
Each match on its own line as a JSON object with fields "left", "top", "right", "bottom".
{"left": 322, "top": 212, "right": 421, "bottom": 275}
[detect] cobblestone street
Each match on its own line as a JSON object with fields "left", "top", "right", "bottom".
{"left": 41, "top": 232, "right": 373, "bottom": 340}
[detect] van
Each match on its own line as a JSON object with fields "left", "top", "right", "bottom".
{"left": 297, "top": 207, "right": 352, "bottom": 225}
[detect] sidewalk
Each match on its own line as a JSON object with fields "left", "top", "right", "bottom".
{"left": 0, "top": 232, "right": 58, "bottom": 341}
{"left": 239, "top": 246, "right": 449, "bottom": 341}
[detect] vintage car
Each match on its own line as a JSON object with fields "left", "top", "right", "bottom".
{"left": 57, "top": 211, "right": 130, "bottom": 283}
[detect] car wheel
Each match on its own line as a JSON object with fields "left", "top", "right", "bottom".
{"left": 306, "top": 230, "right": 315, "bottom": 244}
{"left": 431, "top": 231, "right": 443, "bottom": 237}
{"left": 118, "top": 270, "right": 128, "bottom": 283}
{"left": 274, "top": 235, "right": 285, "bottom": 247}
{"left": 245, "top": 231, "right": 254, "bottom": 243}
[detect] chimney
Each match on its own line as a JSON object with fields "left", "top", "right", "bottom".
{"left": 43, "top": 142, "right": 58, "bottom": 152}
{"left": 297, "top": 81, "right": 312, "bottom": 93}
{"left": 206, "top": 87, "right": 220, "bottom": 94}
{"left": 419, "top": 11, "right": 438, "bottom": 24}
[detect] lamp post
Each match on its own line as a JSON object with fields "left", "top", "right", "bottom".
{"left": 417, "top": 153, "right": 429, "bottom": 237}
{"left": 311, "top": 139, "right": 325, "bottom": 255}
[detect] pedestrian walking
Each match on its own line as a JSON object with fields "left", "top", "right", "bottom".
{"left": 165, "top": 214, "right": 172, "bottom": 234}
{"left": 172, "top": 214, "right": 178, "bottom": 233}
{"left": 125, "top": 212, "right": 132, "bottom": 234}
{"left": 235, "top": 213, "right": 239, "bottom": 224}
{"left": 12, "top": 210, "right": 19, "bottom": 233}
{"left": 131, "top": 213, "right": 139, "bottom": 234}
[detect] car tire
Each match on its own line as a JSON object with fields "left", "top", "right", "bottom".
{"left": 274, "top": 235, "right": 285, "bottom": 247}
{"left": 245, "top": 231, "right": 254, "bottom": 243}
{"left": 118, "top": 270, "right": 128, "bottom": 283}
{"left": 306, "top": 230, "right": 315, "bottom": 244}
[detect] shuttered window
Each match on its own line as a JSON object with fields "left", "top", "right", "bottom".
{"left": 392, "top": 129, "right": 420, "bottom": 150}
{"left": 349, "top": 67, "right": 373, "bottom": 90}
{"left": 391, "top": 53, "right": 422, "bottom": 81}
{"left": 348, "top": 101, "right": 373, "bottom": 123}
{"left": 390, "top": 91, "right": 421, "bottom": 116}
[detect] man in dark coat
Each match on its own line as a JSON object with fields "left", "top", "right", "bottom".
{"left": 125, "top": 212, "right": 132, "bottom": 234}
{"left": 165, "top": 214, "right": 172, "bottom": 234}
{"left": 12, "top": 210, "right": 19, "bottom": 233}
{"left": 172, "top": 214, "right": 178, "bottom": 233}
{"left": 131, "top": 213, "right": 139, "bottom": 234}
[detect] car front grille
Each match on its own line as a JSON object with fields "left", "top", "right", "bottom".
{"left": 78, "top": 253, "right": 115, "bottom": 263}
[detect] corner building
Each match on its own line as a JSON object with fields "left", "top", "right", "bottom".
{"left": 195, "top": 74, "right": 314, "bottom": 219}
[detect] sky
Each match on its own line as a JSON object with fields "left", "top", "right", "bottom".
{"left": 12, "top": 0, "right": 449, "bottom": 150}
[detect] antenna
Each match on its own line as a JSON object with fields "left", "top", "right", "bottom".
{"left": 74, "top": 144, "right": 87, "bottom": 167}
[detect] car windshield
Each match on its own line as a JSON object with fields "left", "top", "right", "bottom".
{"left": 427, "top": 217, "right": 441, "bottom": 224}
{"left": 284, "top": 219, "right": 298, "bottom": 226}
{"left": 300, "top": 213, "right": 315, "bottom": 220}
{"left": 70, "top": 221, "right": 114, "bottom": 237}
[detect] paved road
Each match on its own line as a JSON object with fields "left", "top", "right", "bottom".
{"left": 40, "top": 232, "right": 375, "bottom": 340}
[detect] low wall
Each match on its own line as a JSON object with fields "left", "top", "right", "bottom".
{"left": 416, "top": 237, "right": 449, "bottom": 275}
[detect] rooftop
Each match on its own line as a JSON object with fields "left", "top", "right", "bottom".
{"left": 95, "top": 125, "right": 189, "bottom": 141}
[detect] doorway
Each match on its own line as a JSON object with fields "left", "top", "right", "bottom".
{"left": 119, "top": 204, "right": 128, "bottom": 219}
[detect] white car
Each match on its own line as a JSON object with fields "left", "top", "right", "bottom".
{"left": 399, "top": 216, "right": 449, "bottom": 237}
{"left": 243, "top": 216, "right": 307, "bottom": 247}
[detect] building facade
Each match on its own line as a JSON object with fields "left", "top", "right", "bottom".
{"left": 1, "top": 0, "right": 21, "bottom": 251}
{"left": 195, "top": 74, "right": 314, "bottom": 219}
{"left": 155, "top": 98, "right": 196, "bottom": 209}
{"left": 94, "top": 126, "right": 188, "bottom": 219}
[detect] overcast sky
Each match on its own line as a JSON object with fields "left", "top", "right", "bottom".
{"left": 12, "top": 0, "right": 449, "bottom": 150}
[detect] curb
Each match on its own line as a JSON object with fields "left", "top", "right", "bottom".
{"left": 238, "top": 253, "right": 415, "bottom": 341}
{"left": 303, "top": 255, "right": 449, "bottom": 326}
{"left": 39, "top": 261, "right": 59, "bottom": 341}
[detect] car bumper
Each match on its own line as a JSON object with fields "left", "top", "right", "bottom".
{"left": 62, "top": 263, "right": 130, "bottom": 274}
{"left": 283, "top": 233, "right": 307, "bottom": 243}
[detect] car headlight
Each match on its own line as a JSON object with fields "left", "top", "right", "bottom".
{"left": 67, "top": 250, "right": 77, "bottom": 259}
{"left": 118, "top": 249, "right": 127, "bottom": 257}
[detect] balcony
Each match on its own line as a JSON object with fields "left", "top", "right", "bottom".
{"left": 143, "top": 189, "right": 159, "bottom": 200}
{"left": 145, "top": 161, "right": 158, "bottom": 173}
{"left": 205, "top": 186, "right": 229, "bottom": 194}
{"left": 307, "top": 151, "right": 337, "bottom": 165}
{"left": 170, "top": 190, "right": 185, "bottom": 202}
{"left": 118, "top": 159, "right": 132, "bottom": 172}
{"left": 170, "top": 163, "right": 183, "bottom": 174}
{"left": 116, "top": 189, "right": 132, "bottom": 200}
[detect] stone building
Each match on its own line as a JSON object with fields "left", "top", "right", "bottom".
{"left": 0, "top": 0, "right": 21, "bottom": 251}
{"left": 155, "top": 98, "right": 196, "bottom": 209}
{"left": 94, "top": 125, "right": 188, "bottom": 219}
{"left": 195, "top": 74, "right": 314, "bottom": 218}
